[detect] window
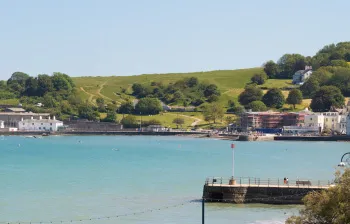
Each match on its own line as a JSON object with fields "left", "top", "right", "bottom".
{"left": 50, "top": 123, "right": 52, "bottom": 125}
{"left": 310, "top": 118, "right": 312, "bottom": 121}
{"left": 23, "top": 123, "right": 25, "bottom": 125}
{"left": 41, "top": 123, "right": 43, "bottom": 125}
{"left": 326, "top": 118, "right": 328, "bottom": 122}
{"left": 32, "top": 123, "right": 34, "bottom": 125}
{"left": 39, "top": 127, "right": 41, "bottom": 130}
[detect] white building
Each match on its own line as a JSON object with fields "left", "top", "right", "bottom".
{"left": 0, "top": 120, "right": 4, "bottom": 129}
{"left": 18, "top": 116, "right": 63, "bottom": 132}
{"left": 346, "top": 114, "right": 350, "bottom": 136}
{"left": 292, "top": 66, "right": 313, "bottom": 85}
{"left": 305, "top": 112, "right": 347, "bottom": 134}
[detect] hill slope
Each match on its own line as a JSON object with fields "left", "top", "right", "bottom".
{"left": 73, "top": 68, "right": 263, "bottom": 105}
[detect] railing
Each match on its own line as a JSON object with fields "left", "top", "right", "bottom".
{"left": 205, "top": 177, "right": 333, "bottom": 188}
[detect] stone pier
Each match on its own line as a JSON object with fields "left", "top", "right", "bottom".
{"left": 203, "top": 177, "right": 332, "bottom": 204}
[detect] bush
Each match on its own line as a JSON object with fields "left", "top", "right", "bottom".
{"left": 135, "top": 97, "right": 162, "bottom": 115}
{"left": 246, "top": 101, "right": 267, "bottom": 111}
{"left": 121, "top": 115, "right": 138, "bottom": 128}
{"left": 251, "top": 72, "right": 268, "bottom": 85}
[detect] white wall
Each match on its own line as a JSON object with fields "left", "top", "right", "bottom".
{"left": 18, "top": 119, "right": 63, "bottom": 131}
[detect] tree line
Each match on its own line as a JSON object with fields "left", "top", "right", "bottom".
{"left": 131, "top": 77, "right": 221, "bottom": 106}
{"left": 263, "top": 42, "right": 350, "bottom": 79}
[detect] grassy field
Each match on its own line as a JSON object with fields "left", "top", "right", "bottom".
{"left": 73, "top": 68, "right": 264, "bottom": 105}
{"left": 260, "top": 79, "right": 294, "bottom": 89}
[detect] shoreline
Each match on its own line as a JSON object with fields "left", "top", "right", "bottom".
{"left": 2, "top": 131, "right": 350, "bottom": 142}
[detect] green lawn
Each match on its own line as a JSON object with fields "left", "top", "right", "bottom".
{"left": 0, "top": 98, "right": 19, "bottom": 105}
{"left": 260, "top": 79, "right": 294, "bottom": 89}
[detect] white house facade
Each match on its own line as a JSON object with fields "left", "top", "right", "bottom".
{"left": 0, "top": 120, "right": 4, "bottom": 129}
{"left": 18, "top": 116, "right": 63, "bottom": 131}
{"left": 292, "top": 66, "right": 313, "bottom": 85}
{"left": 305, "top": 112, "right": 347, "bottom": 134}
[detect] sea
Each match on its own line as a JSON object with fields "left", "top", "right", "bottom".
{"left": 0, "top": 135, "right": 348, "bottom": 224}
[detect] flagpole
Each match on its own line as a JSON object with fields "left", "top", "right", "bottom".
{"left": 232, "top": 146, "right": 234, "bottom": 178}
{"left": 230, "top": 143, "right": 235, "bottom": 185}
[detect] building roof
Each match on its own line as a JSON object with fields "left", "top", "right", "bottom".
{"left": 0, "top": 112, "right": 50, "bottom": 116}
{"left": 6, "top": 108, "right": 26, "bottom": 112}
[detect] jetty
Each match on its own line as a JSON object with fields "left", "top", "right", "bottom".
{"left": 203, "top": 177, "right": 333, "bottom": 204}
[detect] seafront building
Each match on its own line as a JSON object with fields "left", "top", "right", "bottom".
{"left": 240, "top": 108, "right": 348, "bottom": 135}
{"left": 304, "top": 112, "right": 347, "bottom": 134}
{"left": 0, "top": 112, "right": 50, "bottom": 128}
{"left": 18, "top": 116, "right": 63, "bottom": 132}
{"left": 240, "top": 111, "right": 307, "bottom": 132}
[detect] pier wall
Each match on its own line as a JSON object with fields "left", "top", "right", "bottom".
{"left": 203, "top": 185, "right": 325, "bottom": 204}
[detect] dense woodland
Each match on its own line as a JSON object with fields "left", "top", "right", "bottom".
{"left": 239, "top": 41, "right": 350, "bottom": 112}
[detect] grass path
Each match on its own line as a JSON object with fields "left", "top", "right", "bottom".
{"left": 179, "top": 114, "right": 202, "bottom": 126}
{"left": 79, "top": 87, "right": 94, "bottom": 103}
{"left": 97, "top": 82, "right": 113, "bottom": 101}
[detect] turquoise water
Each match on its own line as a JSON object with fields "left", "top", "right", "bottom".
{"left": 0, "top": 136, "right": 348, "bottom": 224}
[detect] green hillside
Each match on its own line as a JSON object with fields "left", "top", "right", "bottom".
{"left": 73, "top": 68, "right": 263, "bottom": 105}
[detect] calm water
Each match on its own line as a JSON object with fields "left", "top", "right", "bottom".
{"left": 0, "top": 136, "right": 348, "bottom": 224}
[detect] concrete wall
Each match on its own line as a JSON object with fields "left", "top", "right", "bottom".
{"left": 203, "top": 185, "right": 322, "bottom": 204}
{"left": 63, "top": 121, "right": 123, "bottom": 131}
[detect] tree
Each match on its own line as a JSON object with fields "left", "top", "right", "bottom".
{"left": 78, "top": 104, "right": 99, "bottom": 121}
{"left": 277, "top": 54, "right": 306, "bottom": 78}
{"left": 102, "top": 110, "right": 117, "bottom": 122}
{"left": 172, "top": 117, "right": 185, "bottom": 128}
{"left": 310, "top": 86, "right": 345, "bottom": 112}
{"left": 204, "top": 84, "right": 220, "bottom": 98}
{"left": 251, "top": 72, "right": 268, "bottom": 85}
{"left": 119, "top": 101, "right": 134, "bottom": 114}
{"left": 24, "top": 77, "right": 38, "bottom": 96}
{"left": 7, "top": 71, "right": 30, "bottom": 86}
{"left": 52, "top": 73, "right": 72, "bottom": 92}
{"left": 120, "top": 115, "right": 138, "bottom": 128}
{"left": 286, "top": 89, "right": 303, "bottom": 109}
{"left": 300, "top": 78, "right": 320, "bottom": 98}
{"left": 238, "top": 85, "right": 263, "bottom": 106}
{"left": 37, "top": 74, "right": 53, "bottom": 96}
{"left": 202, "top": 103, "right": 224, "bottom": 123}
{"left": 186, "top": 77, "right": 199, "bottom": 87}
{"left": 311, "top": 69, "right": 332, "bottom": 85}
{"left": 131, "top": 83, "right": 151, "bottom": 98}
{"left": 286, "top": 169, "right": 350, "bottom": 224}
{"left": 135, "top": 97, "right": 162, "bottom": 115}
{"left": 262, "top": 88, "right": 285, "bottom": 109}
{"left": 263, "top": 60, "right": 279, "bottom": 78}
{"left": 246, "top": 100, "right": 267, "bottom": 111}
{"left": 330, "top": 59, "right": 349, "bottom": 68}
{"left": 7, "top": 72, "right": 30, "bottom": 93}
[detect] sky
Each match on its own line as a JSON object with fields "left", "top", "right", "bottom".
{"left": 0, "top": 0, "right": 349, "bottom": 79}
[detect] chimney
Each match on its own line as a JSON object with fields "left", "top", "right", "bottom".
{"left": 48, "top": 116, "right": 51, "bottom": 120}
{"left": 39, "top": 116, "right": 42, "bottom": 120}
{"left": 31, "top": 116, "right": 33, "bottom": 120}
{"left": 21, "top": 117, "right": 24, "bottom": 121}
{"left": 53, "top": 116, "right": 56, "bottom": 120}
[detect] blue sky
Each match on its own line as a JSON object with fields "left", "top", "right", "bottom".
{"left": 0, "top": 0, "right": 349, "bottom": 79}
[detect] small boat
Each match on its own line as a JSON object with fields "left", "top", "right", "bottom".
{"left": 42, "top": 133, "right": 49, "bottom": 137}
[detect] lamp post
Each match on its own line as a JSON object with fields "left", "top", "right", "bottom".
{"left": 338, "top": 152, "right": 350, "bottom": 167}
{"left": 140, "top": 112, "right": 142, "bottom": 132}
